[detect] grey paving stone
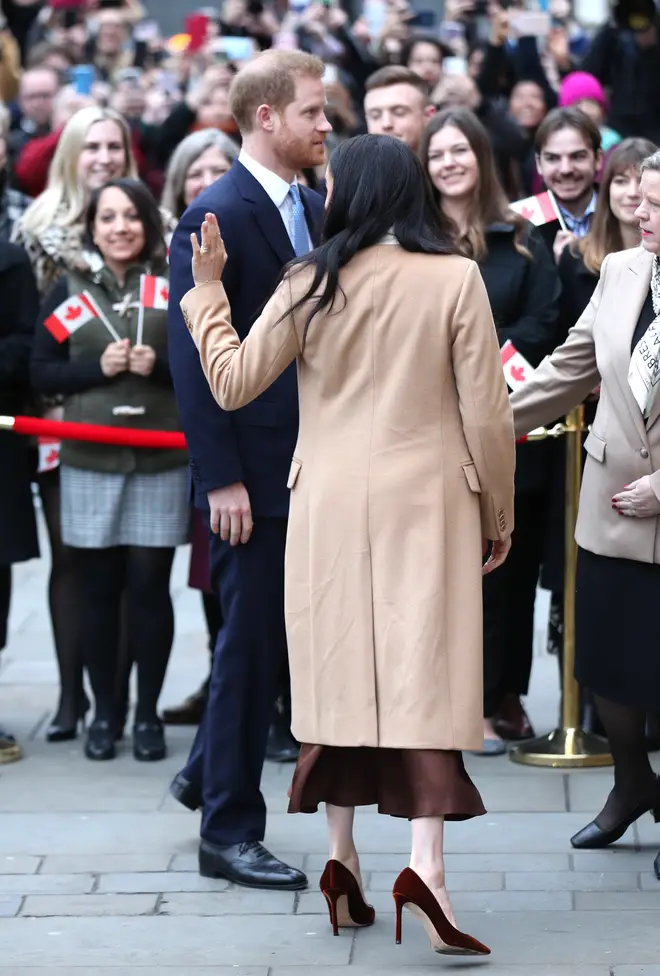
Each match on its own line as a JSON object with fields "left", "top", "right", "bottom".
{"left": 41, "top": 855, "right": 171, "bottom": 875}
{"left": 568, "top": 773, "right": 620, "bottom": 813}
{"left": 0, "top": 970, "right": 268, "bottom": 975}
{"left": 479, "top": 774, "right": 567, "bottom": 812}
{"left": 0, "top": 788, "right": 163, "bottom": 812}
{"left": 21, "top": 894, "right": 158, "bottom": 917}
{"left": 272, "top": 969, "right": 611, "bottom": 976}
{"left": 572, "top": 850, "right": 655, "bottom": 872}
{"left": 159, "top": 891, "right": 296, "bottom": 915}
{"left": 0, "top": 856, "right": 40, "bottom": 875}
{"left": 96, "top": 872, "right": 230, "bottom": 894}
{"left": 0, "top": 874, "right": 93, "bottom": 895}
{"left": 351, "top": 910, "right": 660, "bottom": 965}
{"left": 368, "top": 870, "right": 504, "bottom": 892}
{"left": 615, "top": 969, "right": 660, "bottom": 975}
{"left": 169, "top": 851, "right": 305, "bottom": 872}
{"left": 506, "top": 870, "right": 639, "bottom": 891}
{"left": 639, "top": 873, "right": 660, "bottom": 891}
{"left": 575, "top": 891, "right": 660, "bottom": 910}
{"left": 0, "top": 916, "right": 352, "bottom": 966}
{"left": 0, "top": 813, "right": 200, "bottom": 855}
{"left": 0, "top": 896, "right": 21, "bottom": 917}
{"left": 298, "top": 888, "right": 573, "bottom": 914}
{"left": 305, "top": 851, "right": 571, "bottom": 872}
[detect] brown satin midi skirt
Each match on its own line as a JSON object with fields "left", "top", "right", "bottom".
{"left": 288, "top": 745, "right": 486, "bottom": 820}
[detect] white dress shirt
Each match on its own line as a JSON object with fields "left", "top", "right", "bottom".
{"left": 238, "top": 149, "right": 312, "bottom": 253}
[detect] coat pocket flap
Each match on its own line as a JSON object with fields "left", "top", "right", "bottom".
{"left": 287, "top": 458, "right": 302, "bottom": 489}
{"left": 461, "top": 461, "right": 481, "bottom": 493}
{"left": 583, "top": 431, "right": 606, "bottom": 463}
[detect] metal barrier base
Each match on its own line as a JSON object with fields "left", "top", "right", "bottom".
{"left": 509, "top": 728, "right": 613, "bottom": 768}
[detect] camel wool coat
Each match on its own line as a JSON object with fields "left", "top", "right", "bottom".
{"left": 182, "top": 245, "right": 515, "bottom": 750}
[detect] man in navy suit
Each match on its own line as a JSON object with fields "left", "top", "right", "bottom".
{"left": 167, "top": 50, "right": 329, "bottom": 890}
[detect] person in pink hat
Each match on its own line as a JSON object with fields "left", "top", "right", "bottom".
{"left": 559, "top": 71, "right": 622, "bottom": 152}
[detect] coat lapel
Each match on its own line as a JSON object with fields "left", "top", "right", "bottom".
{"left": 611, "top": 247, "right": 653, "bottom": 442}
{"left": 230, "top": 161, "right": 294, "bottom": 268}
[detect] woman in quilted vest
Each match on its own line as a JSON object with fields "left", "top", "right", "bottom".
{"left": 31, "top": 179, "right": 188, "bottom": 764}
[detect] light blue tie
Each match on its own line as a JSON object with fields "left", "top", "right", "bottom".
{"left": 288, "top": 183, "right": 310, "bottom": 257}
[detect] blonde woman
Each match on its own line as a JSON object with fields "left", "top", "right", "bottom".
{"left": 162, "top": 129, "right": 240, "bottom": 221}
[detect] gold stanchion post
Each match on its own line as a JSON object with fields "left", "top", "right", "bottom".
{"left": 510, "top": 406, "right": 613, "bottom": 768}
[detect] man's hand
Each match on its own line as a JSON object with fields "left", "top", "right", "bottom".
{"left": 483, "top": 537, "right": 512, "bottom": 575}
{"left": 208, "top": 482, "right": 253, "bottom": 546}
{"left": 553, "top": 230, "right": 576, "bottom": 263}
{"left": 100, "top": 339, "right": 130, "bottom": 378}
{"left": 612, "top": 476, "right": 660, "bottom": 518}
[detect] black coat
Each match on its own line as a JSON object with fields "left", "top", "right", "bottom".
{"left": 0, "top": 242, "right": 39, "bottom": 565}
{"left": 479, "top": 222, "right": 562, "bottom": 493}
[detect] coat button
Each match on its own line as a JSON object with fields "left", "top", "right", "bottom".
{"left": 641, "top": 448, "right": 649, "bottom": 458}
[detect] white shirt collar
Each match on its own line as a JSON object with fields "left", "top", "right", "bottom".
{"left": 238, "top": 149, "right": 295, "bottom": 209}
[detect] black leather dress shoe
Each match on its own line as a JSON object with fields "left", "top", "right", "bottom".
{"left": 654, "top": 851, "right": 660, "bottom": 879}
{"left": 571, "top": 781, "right": 660, "bottom": 849}
{"left": 265, "top": 722, "right": 300, "bottom": 763}
{"left": 84, "top": 720, "right": 115, "bottom": 761}
{"left": 133, "top": 721, "right": 166, "bottom": 762}
{"left": 199, "top": 839, "right": 307, "bottom": 890}
{"left": 169, "top": 771, "right": 202, "bottom": 811}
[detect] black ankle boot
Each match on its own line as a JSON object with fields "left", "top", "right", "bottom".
{"left": 84, "top": 720, "right": 116, "bottom": 761}
{"left": 133, "top": 721, "right": 166, "bottom": 762}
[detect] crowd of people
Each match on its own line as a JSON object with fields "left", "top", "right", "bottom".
{"left": 2, "top": 0, "right": 660, "bottom": 951}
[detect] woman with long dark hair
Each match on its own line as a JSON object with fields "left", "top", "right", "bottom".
{"left": 420, "top": 108, "right": 561, "bottom": 754}
{"left": 180, "top": 135, "right": 515, "bottom": 956}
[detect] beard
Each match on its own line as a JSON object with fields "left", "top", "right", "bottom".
{"left": 274, "top": 124, "right": 327, "bottom": 172}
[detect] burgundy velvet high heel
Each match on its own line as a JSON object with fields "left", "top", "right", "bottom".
{"left": 392, "top": 867, "right": 490, "bottom": 956}
{"left": 319, "top": 859, "right": 376, "bottom": 936}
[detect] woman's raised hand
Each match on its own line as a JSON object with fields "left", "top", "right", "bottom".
{"left": 191, "top": 212, "right": 227, "bottom": 286}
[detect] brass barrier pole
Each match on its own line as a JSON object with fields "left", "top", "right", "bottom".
{"left": 510, "top": 406, "right": 613, "bottom": 768}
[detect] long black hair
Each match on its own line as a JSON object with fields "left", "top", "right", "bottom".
{"left": 284, "top": 134, "right": 455, "bottom": 348}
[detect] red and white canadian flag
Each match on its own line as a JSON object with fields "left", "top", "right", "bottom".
{"left": 140, "top": 274, "right": 169, "bottom": 310}
{"left": 509, "top": 190, "right": 561, "bottom": 227}
{"left": 44, "top": 292, "right": 102, "bottom": 343}
{"left": 501, "top": 340, "right": 535, "bottom": 391}
{"left": 37, "top": 437, "right": 60, "bottom": 473}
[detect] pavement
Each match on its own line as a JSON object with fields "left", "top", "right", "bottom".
{"left": 1, "top": 532, "right": 660, "bottom": 973}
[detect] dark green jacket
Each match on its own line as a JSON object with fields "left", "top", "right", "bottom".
{"left": 31, "top": 262, "right": 187, "bottom": 475}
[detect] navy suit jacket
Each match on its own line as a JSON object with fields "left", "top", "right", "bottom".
{"left": 168, "top": 161, "right": 324, "bottom": 518}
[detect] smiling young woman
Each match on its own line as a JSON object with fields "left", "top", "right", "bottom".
{"left": 420, "top": 107, "right": 562, "bottom": 754}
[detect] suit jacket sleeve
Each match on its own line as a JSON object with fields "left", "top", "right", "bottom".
{"left": 181, "top": 276, "right": 300, "bottom": 411}
{"left": 168, "top": 203, "right": 245, "bottom": 494}
{"left": 451, "top": 261, "right": 516, "bottom": 541}
{"left": 497, "top": 227, "right": 562, "bottom": 366}
{"left": 509, "top": 255, "right": 605, "bottom": 439}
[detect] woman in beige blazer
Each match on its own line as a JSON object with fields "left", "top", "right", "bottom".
{"left": 510, "top": 149, "right": 660, "bottom": 879}
{"left": 182, "top": 135, "right": 515, "bottom": 954}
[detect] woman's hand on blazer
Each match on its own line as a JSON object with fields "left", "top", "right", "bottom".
{"left": 191, "top": 212, "right": 227, "bottom": 286}
{"left": 612, "top": 477, "right": 660, "bottom": 518}
{"left": 100, "top": 339, "right": 130, "bottom": 378}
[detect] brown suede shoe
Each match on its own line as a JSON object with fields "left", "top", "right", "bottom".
{"left": 493, "top": 693, "right": 535, "bottom": 741}
{"left": 161, "top": 685, "right": 208, "bottom": 725}
{"left": 0, "top": 727, "right": 21, "bottom": 764}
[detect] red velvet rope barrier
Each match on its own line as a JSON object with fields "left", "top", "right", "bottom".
{"left": 4, "top": 416, "right": 187, "bottom": 449}
{"left": 0, "top": 415, "right": 549, "bottom": 447}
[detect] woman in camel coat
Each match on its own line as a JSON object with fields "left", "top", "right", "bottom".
{"left": 181, "top": 136, "right": 515, "bottom": 955}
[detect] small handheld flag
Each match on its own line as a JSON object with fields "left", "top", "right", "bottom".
{"left": 501, "top": 340, "right": 535, "bottom": 391}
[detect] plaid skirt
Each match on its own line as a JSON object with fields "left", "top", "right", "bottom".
{"left": 60, "top": 464, "right": 190, "bottom": 549}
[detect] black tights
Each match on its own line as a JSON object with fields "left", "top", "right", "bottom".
{"left": 74, "top": 545, "right": 175, "bottom": 725}
{"left": 593, "top": 694, "right": 658, "bottom": 830}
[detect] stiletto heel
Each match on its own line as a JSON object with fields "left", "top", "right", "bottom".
{"left": 392, "top": 867, "right": 490, "bottom": 956}
{"left": 319, "top": 859, "right": 375, "bottom": 936}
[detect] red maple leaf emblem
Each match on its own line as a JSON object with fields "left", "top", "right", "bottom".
{"left": 160, "top": 287, "right": 169, "bottom": 303}
{"left": 65, "top": 305, "right": 82, "bottom": 320}
{"left": 520, "top": 206, "right": 535, "bottom": 221}
{"left": 44, "top": 449, "right": 59, "bottom": 466}
{"left": 511, "top": 365, "right": 526, "bottom": 383}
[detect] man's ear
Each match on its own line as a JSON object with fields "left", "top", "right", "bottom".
{"left": 255, "top": 103, "right": 275, "bottom": 132}
{"left": 424, "top": 104, "right": 437, "bottom": 122}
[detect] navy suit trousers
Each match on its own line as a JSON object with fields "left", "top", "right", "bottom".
{"left": 183, "top": 517, "right": 288, "bottom": 845}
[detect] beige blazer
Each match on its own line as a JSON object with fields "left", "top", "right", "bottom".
{"left": 511, "top": 245, "right": 660, "bottom": 564}
{"left": 182, "top": 246, "right": 515, "bottom": 749}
